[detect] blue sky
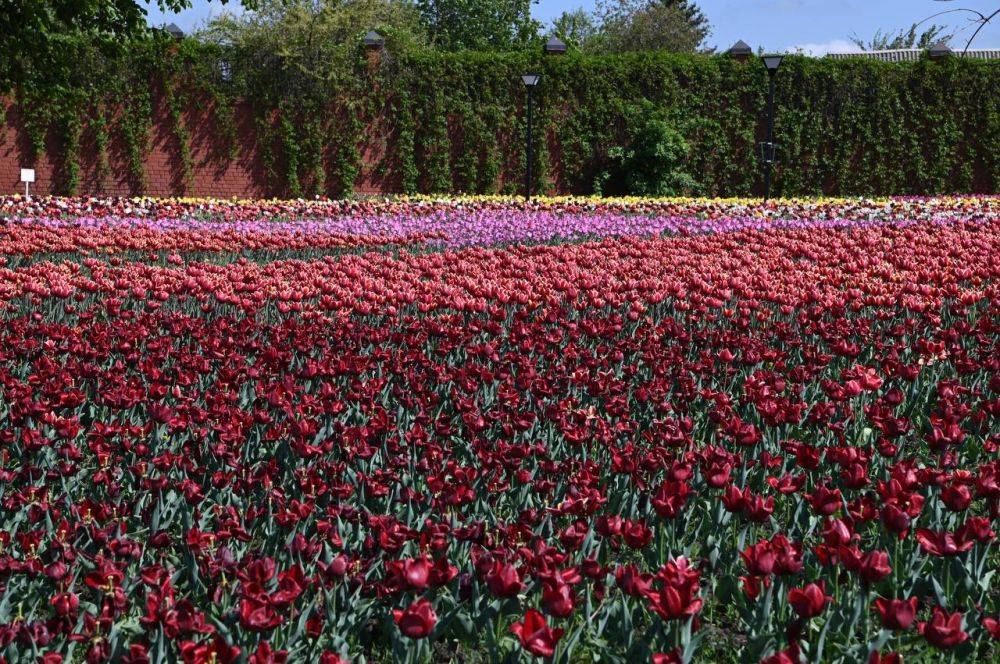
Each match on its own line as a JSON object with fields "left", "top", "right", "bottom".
{"left": 146, "top": 0, "right": 1000, "bottom": 53}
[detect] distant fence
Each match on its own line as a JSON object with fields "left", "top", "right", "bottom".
{"left": 826, "top": 48, "right": 1000, "bottom": 63}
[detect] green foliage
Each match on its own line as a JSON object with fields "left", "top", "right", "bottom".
{"left": 597, "top": 101, "right": 697, "bottom": 196}
{"left": 3, "top": 39, "right": 998, "bottom": 197}
{"left": 414, "top": 0, "right": 540, "bottom": 51}
{"left": 850, "top": 23, "right": 953, "bottom": 51}
{"left": 592, "top": 0, "right": 711, "bottom": 53}
{"left": 0, "top": 0, "right": 256, "bottom": 93}
{"left": 549, "top": 9, "right": 599, "bottom": 50}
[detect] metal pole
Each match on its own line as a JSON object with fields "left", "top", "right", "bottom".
{"left": 525, "top": 87, "right": 533, "bottom": 202}
{"left": 763, "top": 71, "right": 777, "bottom": 202}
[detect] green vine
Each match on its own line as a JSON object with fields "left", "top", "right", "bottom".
{"left": 92, "top": 103, "right": 111, "bottom": 192}
{"left": 279, "top": 111, "right": 301, "bottom": 198}
{"left": 395, "top": 91, "right": 419, "bottom": 194}
{"left": 163, "top": 76, "right": 195, "bottom": 193}
{"left": 5, "top": 39, "right": 999, "bottom": 197}
{"left": 60, "top": 109, "right": 84, "bottom": 195}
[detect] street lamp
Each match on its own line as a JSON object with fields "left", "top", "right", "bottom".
{"left": 727, "top": 40, "right": 753, "bottom": 62}
{"left": 761, "top": 54, "right": 784, "bottom": 202}
{"left": 363, "top": 30, "right": 385, "bottom": 50}
{"left": 543, "top": 36, "right": 567, "bottom": 55}
{"left": 165, "top": 23, "right": 185, "bottom": 40}
{"left": 521, "top": 74, "right": 541, "bottom": 202}
{"left": 927, "top": 42, "right": 952, "bottom": 60}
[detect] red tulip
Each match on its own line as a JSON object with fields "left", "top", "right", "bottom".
{"left": 855, "top": 550, "right": 892, "bottom": 584}
{"left": 760, "top": 647, "right": 800, "bottom": 664}
{"left": 541, "top": 580, "right": 576, "bottom": 618}
{"left": 648, "top": 557, "right": 703, "bottom": 621}
{"left": 248, "top": 641, "right": 289, "bottom": 664}
{"left": 915, "top": 529, "right": 975, "bottom": 557}
{"left": 873, "top": 597, "right": 918, "bottom": 630}
{"left": 615, "top": 565, "right": 653, "bottom": 597}
{"left": 392, "top": 598, "right": 437, "bottom": 639}
{"left": 50, "top": 592, "right": 79, "bottom": 618}
{"left": 179, "top": 636, "right": 241, "bottom": 664}
{"left": 941, "top": 483, "right": 972, "bottom": 511}
{"left": 918, "top": 607, "right": 968, "bottom": 649}
{"left": 741, "top": 540, "right": 777, "bottom": 576}
{"left": 485, "top": 561, "right": 523, "bottom": 598}
{"left": 510, "top": 609, "right": 564, "bottom": 659}
{"left": 239, "top": 596, "right": 283, "bottom": 632}
{"left": 983, "top": 616, "right": 1000, "bottom": 640}
{"left": 787, "top": 581, "right": 831, "bottom": 619}
{"left": 319, "top": 654, "right": 350, "bottom": 664}
{"left": 622, "top": 519, "right": 653, "bottom": 549}
{"left": 400, "top": 557, "right": 431, "bottom": 590}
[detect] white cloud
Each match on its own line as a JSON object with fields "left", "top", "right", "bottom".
{"left": 787, "top": 39, "right": 857, "bottom": 55}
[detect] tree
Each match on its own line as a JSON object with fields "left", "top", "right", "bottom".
{"left": 0, "top": 0, "right": 254, "bottom": 91}
{"left": 201, "top": 0, "right": 427, "bottom": 90}
{"left": 549, "top": 8, "right": 599, "bottom": 50}
{"left": 926, "top": 1, "right": 999, "bottom": 53}
{"left": 597, "top": 101, "right": 697, "bottom": 196}
{"left": 414, "top": 0, "right": 540, "bottom": 51}
{"left": 565, "top": 0, "right": 710, "bottom": 53}
{"left": 850, "top": 23, "right": 953, "bottom": 50}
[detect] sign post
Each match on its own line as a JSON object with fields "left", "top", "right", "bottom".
{"left": 20, "top": 168, "right": 35, "bottom": 197}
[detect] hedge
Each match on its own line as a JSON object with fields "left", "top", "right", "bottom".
{"left": 6, "top": 37, "right": 999, "bottom": 197}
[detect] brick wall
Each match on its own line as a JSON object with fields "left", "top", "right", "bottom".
{"left": 0, "top": 95, "right": 391, "bottom": 199}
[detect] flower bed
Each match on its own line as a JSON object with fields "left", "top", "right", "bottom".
{"left": 0, "top": 196, "right": 997, "bottom": 663}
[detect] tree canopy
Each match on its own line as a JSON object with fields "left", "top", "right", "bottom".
{"left": 849, "top": 23, "right": 953, "bottom": 51}
{"left": 549, "top": 0, "right": 711, "bottom": 53}
{"left": 413, "top": 0, "right": 540, "bottom": 51}
{"left": 0, "top": 0, "right": 253, "bottom": 91}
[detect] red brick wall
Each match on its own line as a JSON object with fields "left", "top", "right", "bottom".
{"left": 0, "top": 95, "right": 391, "bottom": 199}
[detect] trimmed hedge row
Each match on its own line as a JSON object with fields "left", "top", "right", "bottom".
{"left": 8, "top": 39, "right": 1000, "bottom": 197}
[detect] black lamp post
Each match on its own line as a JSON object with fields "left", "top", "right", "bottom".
{"left": 363, "top": 30, "right": 385, "bottom": 50}
{"left": 927, "top": 42, "right": 952, "bottom": 60}
{"left": 165, "top": 23, "right": 185, "bottom": 40}
{"left": 543, "top": 36, "right": 567, "bottom": 55}
{"left": 761, "top": 54, "right": 784, "bottom": 202}
{"left": 727, "top": 40, "right": 753, "bottom": 62}
{"left": 521, "top": 74, "right": 541, "bottom": 201}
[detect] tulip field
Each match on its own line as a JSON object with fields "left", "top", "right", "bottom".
{"left": 0, "top": 194, "right": 998, "bottom": 664}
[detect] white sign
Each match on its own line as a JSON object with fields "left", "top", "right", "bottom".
{"left": 20, "top": 168, "right": 35, "bottom": 183}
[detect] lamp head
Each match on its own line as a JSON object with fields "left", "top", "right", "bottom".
{"left": 544, "top": 36, "right": 567, "bottom": 55}
{"left": 762, "top": 54, "right": 785, "bottom": 72}
{"left": 728, "top": 40, "right": 753, "bottom": 62}
{"left": 363, "top": 30, "right": 386, "bottom": 50}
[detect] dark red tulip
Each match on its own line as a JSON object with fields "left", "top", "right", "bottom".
{"left": 787, "top": 581, "right": 831, "bottom": 619}
{"left": 50, "top": 592, "right": 79, "bottom": 618}
{"left": 873, "top": 597, "right": 918, "bottom": 630}
{"left": 918, "top": 607, "right": 968, "bottom": 649}
{"left": 239, "top": 596, "right": 283, "bottom": 632}
{"left": 179, "top": 636, "right": 241, "bottom": 664}
{"left": 983, "top": 616, "right": 1000, "bottom": 640}
{"left": 400, "top": 557, "right": 431, "bottom": 590}
{"left": 621, "top": 519, "right": 653, "bottom": 549}
{"left": 541, "top": 580, "right": 576, "bottom": 618}
{"left": 510, "top": 609, "right": 564, "bottom": 659}
{"left": 615, "top": 565, "right": 653, "bottom": 597}
{"left": 392, "top": 599, "right": 437, "bottom": 639}
{"left": 485, "top": 561, "right": 523, "bottom": 598}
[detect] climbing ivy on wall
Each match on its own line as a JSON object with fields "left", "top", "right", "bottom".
{"left": 3, "top": 37, "right": 999, "bottom": 197}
